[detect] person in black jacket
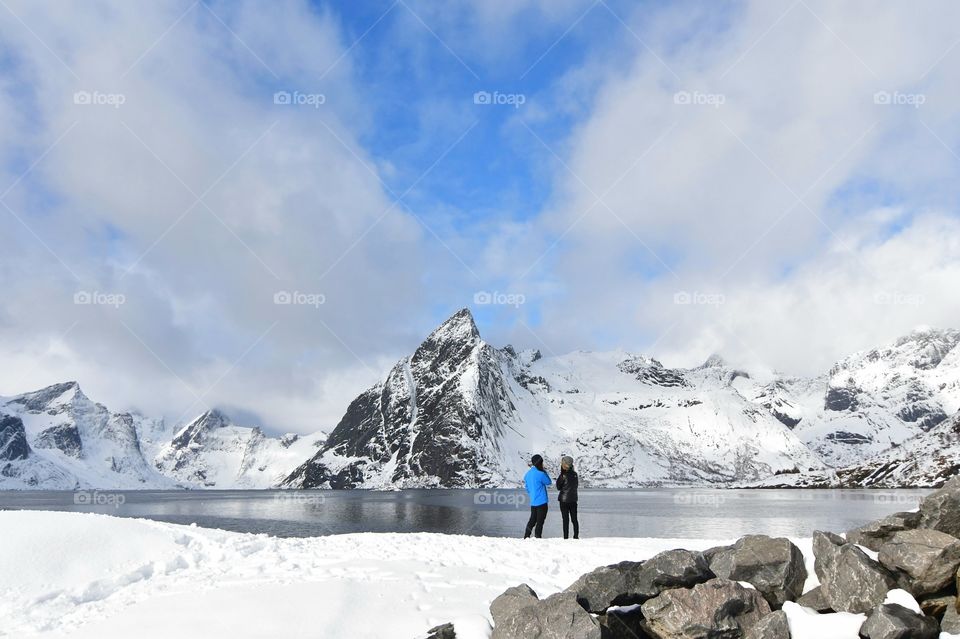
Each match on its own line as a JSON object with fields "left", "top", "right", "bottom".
{"left": 555, "top": 455, "right": 579, "bottom": 539}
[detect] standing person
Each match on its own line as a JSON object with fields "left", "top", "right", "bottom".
{"left": 556, "top": 455, "right": 579, "bottom": 539}
{"left": 523, "top": 454, "right": 552, "bottom": 539}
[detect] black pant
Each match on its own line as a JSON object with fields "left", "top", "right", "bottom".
{"left": 560, "top": 501, "right": 579, "bottom": 539}
{"left": 524, "top": 504, "right": 548, "bottom": 538}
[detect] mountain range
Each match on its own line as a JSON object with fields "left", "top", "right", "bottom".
{"left": 2, "top": 308, "right": 959, "bottom": 489}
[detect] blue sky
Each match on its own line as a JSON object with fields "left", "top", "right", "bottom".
{"left": 1, "top": 0, "right": 959, "bottom": 433}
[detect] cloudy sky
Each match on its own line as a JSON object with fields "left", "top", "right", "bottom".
{"left": 1, "top": 0, "right": 959, "bottom": 434}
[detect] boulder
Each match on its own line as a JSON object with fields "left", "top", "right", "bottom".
{"left": 709, "top": 535, "right": 807, "bottom": 607}
{"left": 858, "top": 603, "right": 939, "bottom": 639}
{"left": 566, "top": 561, "right": 644, "bottom": 613}
{"left": 847, "top": 512, "right": 922, "bottom": 552}
{"left": 917, "top": 595, "right": 954, "bottom": 619}
{"left": 424, "top": 623, "right": 456, "bottom": 639}
{"left": 813, "top": 530, "right": 897, "bottom": 614}
{"left": 919, "top": 478, "right": 960, "bottom": 537}
{"left": 598, "top": 606, "right": 648, "bottom": 639}
{"left": 632, "top": 549, "right": 715, "bottom": 599}
{"left": 796, "top": 586, "right": 833, "bottom": 613}
{"left": 490, "top": 584, "right": 538, "bottom": 627}
{"left": 878, "top": 529, "right": 960, "bottom": 596}
{"left": 745, "top": 611, "right": 790, "bottom": 639}
{"left": 491, "top": 589, "right": 601, "bottom": 639}
{"left": 640, "top": 578, "right": 771, "bottom": 639}
{"left": 942, "top": 605, "right": 960, "bottom": 634}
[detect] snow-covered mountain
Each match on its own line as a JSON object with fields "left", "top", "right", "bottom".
{"left": 4, "top": 311, "right": 959, "bottom": 489}
{"left": 0, "top": 384, "right": 323, "bottom": 489}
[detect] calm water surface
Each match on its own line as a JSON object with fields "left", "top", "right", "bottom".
{"left": 0, "top": 488, "right": 929, "bottom": 539}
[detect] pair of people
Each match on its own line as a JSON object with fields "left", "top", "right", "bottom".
{"left": 522, "top": 454, "right": 579, "bottom": 539}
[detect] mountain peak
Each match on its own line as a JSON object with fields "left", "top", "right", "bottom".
{"left": 171, "top": 409, "right": 231, "bottom": 449}
{"left": 698, "top": 354, "right": 727, "bottom": 369}
{"left": 428, "top": 308, "right": 480, "bottom": 343}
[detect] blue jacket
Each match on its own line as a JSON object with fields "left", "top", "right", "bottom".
{"left": 524, "top": 467, "right": 552, "bottom": 507}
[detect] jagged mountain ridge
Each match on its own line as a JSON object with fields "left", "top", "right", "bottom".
{"left": 3, "top": 311, "right": 959, "bottom": 489}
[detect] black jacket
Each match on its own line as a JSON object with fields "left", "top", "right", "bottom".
{"left": 555, "top": 470, "right": 579, "bottom": 503}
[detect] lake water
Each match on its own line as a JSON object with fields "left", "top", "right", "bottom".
{"left": 0, "top": 488, "right": 929, "bottom": 539}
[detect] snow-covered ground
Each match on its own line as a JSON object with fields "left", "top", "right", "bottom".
{"left": 0, "top": 511, "right": 830, "bottom": 638}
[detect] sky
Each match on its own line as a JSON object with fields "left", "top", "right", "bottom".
{"left": 1, "top": 0, "right": 959, "bottom": 435}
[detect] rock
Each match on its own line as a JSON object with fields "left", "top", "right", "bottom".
{"left": 490, "top": 583, "right": 538, "bottom": 627}
{"left": 703, "top": 544, "right": 734, "bottom": 564}
{"left": 0, "top": 415, "right": 31, "bottom": 461}
{"left": 424, "top": 623, "right": 456, "bottom": 639}
{"left": 632, "top": 549, "right": 714, "bottom": 599}
{"left": 917, "top": 595, "right": 954, "bottom": 619}
{"left": 878, "top": 529, "right": 960, "bottom": 596}
{"left": 745, "top": 611, "right": 790, "bottom": 639}
{"left": 919, "top": 478, "right": 960, "bottom": 537}
{"left": 491, "top": 589, "right": 601, "bottom": 639}
{"left": 796, "top": 586, "right": 833, "bottom": 613}
{"left": 640, "top": 578, "right": 771, "bottom": 639}
{"left": 565, "top": 561, "right": 644, "bottom": 613}
{"left": 709, "top": 535, "right": 807, "bottom": 607}
{"left": 813, "top": 530, "right": 897, "bottom": 614}
{"left": 858, "top": 603, "right": 939, "bottom": 639}
{"left": 942, "top": 605, "right": 960, "bottom": 634}
{"left": 847, "top": 512, "right": 922, "bottom": 552}
{"left": 598, "top": 606, "right": 648, "bottom": 639}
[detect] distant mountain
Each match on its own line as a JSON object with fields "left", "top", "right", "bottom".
{"left": 0, "top": 383, "right": 324, "bottom": 489}
{"left": 4, "top": 311, "right": 959, "bottom": 490}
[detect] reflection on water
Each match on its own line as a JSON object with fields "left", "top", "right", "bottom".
{"left": 0, "top": 488, "right": 929, "bottom": 539}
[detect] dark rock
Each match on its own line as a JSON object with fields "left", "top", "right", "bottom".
{"left": 917, "top": 595, "right": 953, "bottom": 619}
{"left": 641, "top": 578, "right": 771, "bottom": 639}
{"left": 565, "top": 561, "right": 644, "bottom": 613}
{"left": 632, "top": 549, "right": 714, "bottom": 600}
{"left": 745, "top": 611, "right": 790, "bottom": 639}
{"left": 490, "top": 583, "right": 538, "bottom": 627}
{"left": 813, "top": 530, "right": 896, "bottom": 613}
{"left": 491, "top": 589, "right": 600, "bottom": 639}
{"left": 598, "top": 606, "right": 648, "bottom": 639}
{"left": 878, "top": 529, "right": 960, "bottom": 596}
{"left": 858, "top": 603, "right": 939, "bottom": 639}
{"left": 919, "top": 478, "right": 960, "bottom": 537}
{"left": 709, "top": 535, "right": 807, "bottom": 608}
{"left": 825, "top": 386, "right": 860, "bottom": 412}
{"left": 0, "top": 415, "right": 31, "bottom": 461}
{"left": 796, "top": 586, "right": 833, "bottom": 613}
{"left": 703, "top": 545, "right": 734, "bottom": 564}
{"left": 34, "top": 422, "right": 83, "bottom": 458}
{"left": 424, "top": 622, "right": 456, "bottom": 639}
{"left": 847, "top": 512, "right": 922, "bottom": 552}
{"left": 941, "top": 605, "right": 960, "bottom": 634}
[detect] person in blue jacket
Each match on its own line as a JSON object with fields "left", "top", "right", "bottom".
{"left": 523, "top": 454, "right": 552, "bottom": 538}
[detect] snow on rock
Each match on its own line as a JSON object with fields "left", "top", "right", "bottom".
{"left": 782, "top": 601, "right": 866, "bottom": 639}
{"left": 0, "top": 510, "right": 730, "bottom": 639}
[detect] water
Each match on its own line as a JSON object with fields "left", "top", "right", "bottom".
{"left": 0, "top": 488, "right": 929, "bottom": 539}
